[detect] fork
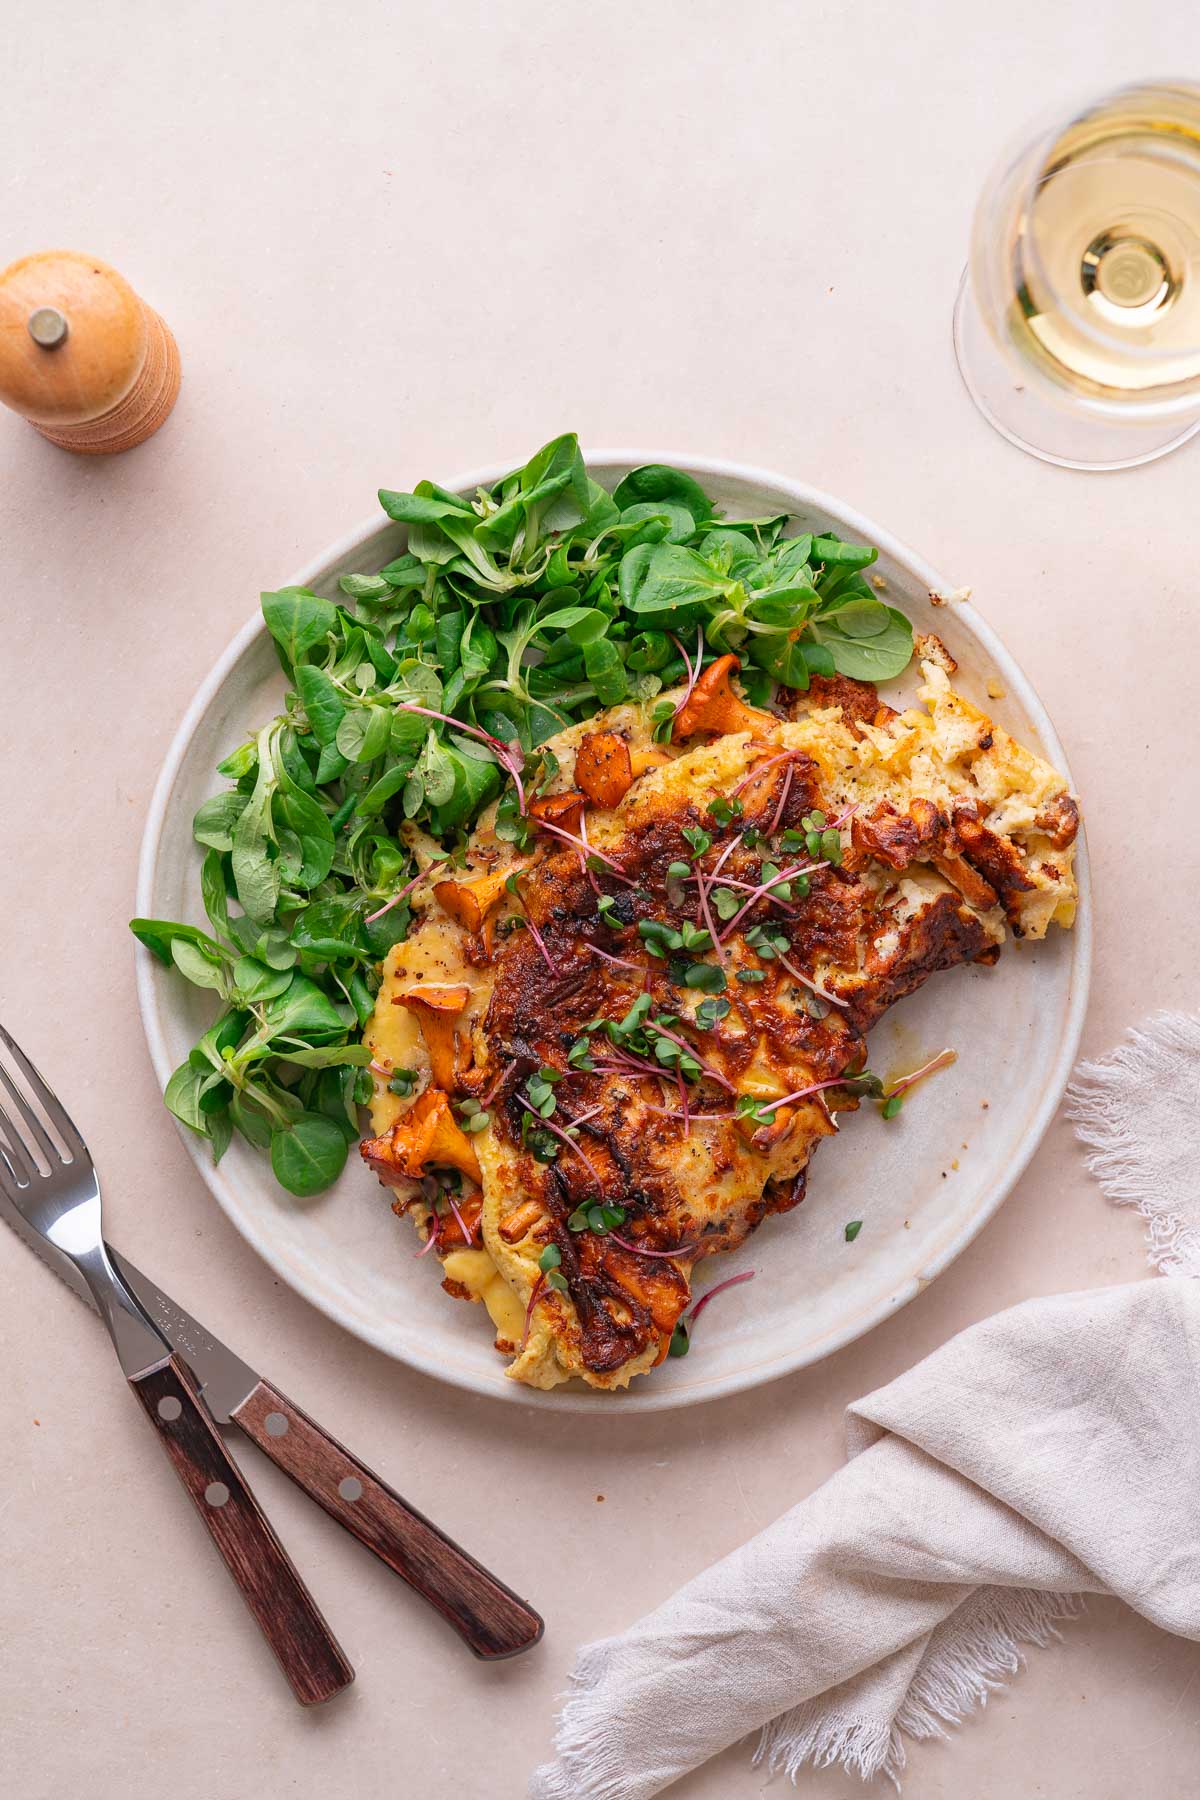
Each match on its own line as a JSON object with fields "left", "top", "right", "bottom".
{"left": 0, "top": 1023, "right": 355, "bottom": 1706}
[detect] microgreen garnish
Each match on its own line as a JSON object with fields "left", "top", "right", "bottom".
{"left": 668, "top": 1269, "right": 757, "bottom": 1357}
{"left": 777, "top": 952, "right": 848, "bottom": 1010}
{"left": 445, "top": 1190, "right": 477, "bottom": 1247}
{"left": 736, "top": 968, "right": 766, "bottom": 984}
{"left": 743, "top": 924, "right": 790, "bottom": 961}
{"left": 651, "top": 699, "right": 676, "bottom": 744}
{"left": 844, "top": 1219, "right": 863, "bottom": 1241}
{"left": 134, "top": 437, "right": 912, "bottom": 1198}
{"left": 734, "top": 1072, "right": 865, "bottom": 1126}
{"left": 538, "top": 1243, "right": 562, "bottom": 1271}
{"left": 880, "top": 1049, "right": 957, "bottom": 1117}
{"left": 637, "top": 919, "right": 676, "bottom": 956}
{"left": 695, "top": 996, "right": 731, "bottom": 1029}
{"left": 799, "top": 809, "right": 844, "bottom": 866}
{"left": 520, "top": 1110, "right": 558, "bottom": 1160}
{"left": 667, "top": 860, "right": 691, "bottom": 882}
{"left": 640, "top": 918, "right": 713, "bottom": 958}
{"left": 388, "top": 1068, "right": 418, "bottom": 1097}
{"left": 456, "top": 1099, "right": 491, "bottom": 1134}
{"left": 596, "top": 894, "right": 621, "bottom": 928}
{"left": 567, "top": 1036, "right": 596, "bottom": 1072}
{"left": 713, "top": 888, "right": 741, "bottom": 920}
{"left": 568, "top": 1202, "right": 628, "bottom": 1235}
{"left": 683, "top": 963, "right": 727, "bottom": 993}
{"left": 524, "top": 1067, "right": 561, "bottom": 1117}
{"left": 681, "top": 826, "right": 712, "bottom": 858}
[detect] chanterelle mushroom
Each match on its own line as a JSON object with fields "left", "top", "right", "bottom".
{"left": 575, "top": 731, "right": 634, "bottom": 809}
{"left": 528, "top": 790, "right": 586, "bottom": 837}
{"left": 433, "top": 871, "right": 512, "bottom": 939}
{"left": 392, "top": 984, "right": 470, "bottom": 1091}
{"left": 361, "top": 1088, "right": 483, "bottom": 1185}
{"left": 671, "top": 653, "right": 771, "bottom": 741}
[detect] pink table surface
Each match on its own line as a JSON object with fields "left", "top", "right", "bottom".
{"left": 2, "top": 4, "right": 1198, "bottom": 1797}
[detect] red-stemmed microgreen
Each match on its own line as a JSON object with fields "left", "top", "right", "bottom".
{"left": 768, "top": 761, "right": 795, "bottom": 836}
{"left": 589, "top": 943, "right": 645, "bottom": 974}
{"left": 668, "top": 625, "right": 706, "bottom": 724}
{"left": 645, "top": 1020, "right": 734, "bottom": 1090}
{"left": 687, "top": 827, "right": 741, "bottom": 967}
{"left": 538, "top": 1242, "right": 570, "bottom": 1290}
{"left": 735, "top": 1073, "right": 860, "bottom": 1127}
{"left": 577, "top": 808, "right": 603, "bottom": 895}
{"left": 731, "top": 745, "right": 808, "bottom": 797}
{"left": 668, "top": 1269, "right": 756, "bottom": 1356}
{"left": 640, "top": 1100, "right": 734, "bottom": 1123}
{"left": 776, "top": 952, "right": 848, "bottom": 1010}
{"left": 520, "top": 1271, "right": 547, "bottom": 1350}
{"left": 445, "top": 1190, "right": 477, "bottom": 1248}
{"left": 534, "top": 814, "right": 634, "bottom": 882}
{"left": 567, "top": 1199, "right": 627, "bottom": 1234}
{"left": 719, "top": 862, "right": 827, "bottom": 943}
{"left": 517, "top": 1096, "right": 602, "bottom": 1182}
{"left": 414, "top": 1211, "right": 442, "bottom": 1258}
{"left": 608, "top": 1232, "right": 700, "bottom": 1260}
{"left": 365, "top": 864, "right": 428, "bottom": 926}
{"left": 504, "top": 872, "right": 558, "bottom": 974}
{"left": 880, "top": 1047, "right": 957, "bottom": 1116}
{"left": 394, "top": 703, "right": 529, "bottom": 812}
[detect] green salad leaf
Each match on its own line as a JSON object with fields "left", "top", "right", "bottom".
{"left": 131, "top": 433, "right": 915, "bottom": 1195}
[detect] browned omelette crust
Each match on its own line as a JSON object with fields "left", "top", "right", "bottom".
{"left": 361, "top": 663, "right": 1080, "bottom": 1389}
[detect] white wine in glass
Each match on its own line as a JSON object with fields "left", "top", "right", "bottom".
{"left": 954, "top": 81, "right": 1200, "bottom": 469}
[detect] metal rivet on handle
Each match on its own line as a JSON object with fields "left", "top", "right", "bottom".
{"left": 264, "top": 1411, "right": 289, "bottom": 1436}
{"left": 204, "top": 1482, "right": 230, "bottom": 1508}
{"left": 157, "top": 1396, "right": 182, "bottom": 1421}
{"left": 338, "top": 1477, "right": 363, "bottom": 1503}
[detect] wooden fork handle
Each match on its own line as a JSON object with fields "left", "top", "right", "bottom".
{"left": 231, "top": 1379, "right": 544, "bottom": 1660}
{"left": 129, "top": 1354, "right": 354, "bottom": 1706}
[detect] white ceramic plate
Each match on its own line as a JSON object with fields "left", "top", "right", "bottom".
{"left": 136, "top": 453, "right": 1091, "bottom": 1412}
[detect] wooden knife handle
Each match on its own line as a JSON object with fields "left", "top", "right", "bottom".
{"left": 231, "top": 1379, "right": 543, "bottom": 1660}
{"left": 129, "top": 1355, "right": 354, "bottom": 1706}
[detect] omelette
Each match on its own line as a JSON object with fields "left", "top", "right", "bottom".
{"left": 360, "top": 646, "right": 1079, "bottom": 1392}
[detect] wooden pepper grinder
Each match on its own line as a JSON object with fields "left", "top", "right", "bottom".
{"left": 0, "top": 250, "right": 180, "bottom": 453}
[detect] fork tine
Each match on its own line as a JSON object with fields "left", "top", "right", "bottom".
{"left": 0, "top": 1132, "right": 23, "bottom": 1193}
{"left": 0, "top": 1051, "right": 61, "bottom": 1165}
{"left": 0, "top": 1022, "right": 88, "bottom": 1163}
{"left": 0, "top": 1094, "right": 36, "bottom": 1184}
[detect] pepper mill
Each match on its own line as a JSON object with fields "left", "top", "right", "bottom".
{"left": 0, "top": 250, "right": 180, "bottom": 453}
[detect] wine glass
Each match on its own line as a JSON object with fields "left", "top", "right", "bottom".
{"left": 953, "top": 80, "right": 1200, "bottom": 469}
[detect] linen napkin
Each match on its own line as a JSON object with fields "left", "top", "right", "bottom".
{"left": 532, "top": 1013, "right": 1200, "bottom": 1797}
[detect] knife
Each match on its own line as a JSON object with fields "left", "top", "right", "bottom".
{"left": 98, "top": 1247, "right": 542, "bottom": 1660}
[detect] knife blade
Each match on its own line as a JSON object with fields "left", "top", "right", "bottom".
{"left": 109, "top": 1248, "right": 259, "bottom": 1422}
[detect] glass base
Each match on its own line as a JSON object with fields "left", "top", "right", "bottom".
{"left": 952, "top": 269, "right": 1200, "bottom": 470}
